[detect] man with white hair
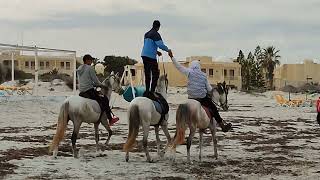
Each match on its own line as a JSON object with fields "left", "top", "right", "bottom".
{"left": 170, "top": 54, "right": 232, "bottom": 132}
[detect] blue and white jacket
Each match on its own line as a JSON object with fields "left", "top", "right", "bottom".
{"left": 141, "top": 28, "right": 169, "bottom": 60}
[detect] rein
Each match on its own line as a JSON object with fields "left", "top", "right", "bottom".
{"left": 212, "top": 84, "right": 228, "bottom": 109}
{"left": 103, "top": 74, "right": 122, "bottom": 92}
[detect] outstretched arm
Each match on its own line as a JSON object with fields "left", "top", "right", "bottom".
{"left": 155, "top": 40, "right": 169, "bottom": 52}
{"left": 171, "top": 57, "right": 190, "bottom": 76}
{"left": 154, "top": 33, "right": 170, "bottom": 52}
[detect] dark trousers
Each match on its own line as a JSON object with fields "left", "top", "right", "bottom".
{"left": 317, "top": 113, "right": 320, "bottom": 125}
{"left": 79, "top": 88, "right": 112, "bottom": 120}
{"left": 142, "top": 56, "right": 159, "bottom": 93}
{"left": 192, "top": 96, "right": 223, "bottom": 124}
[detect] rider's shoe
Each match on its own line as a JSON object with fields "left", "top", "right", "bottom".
{"left": 219, "top": 122, "right": 232, "bottom": 132}
{"left": 143, "top": 91, "right": 158, "bottom": 101}
{"left": 109, "top": 116, "right": 119, "bottom": 126}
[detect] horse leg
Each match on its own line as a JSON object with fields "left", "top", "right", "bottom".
{"left": 187, "top": 128, "right": 196, "bottom": 163}
{"left": 209, "top": 123, "right": 218, "bottom": 159}
{"left": 199, "top": 130, "right": 204, "bottom": 162}
{"left": 71, "top": 122, "right": 81, "bottom": 158}
{"left": 142, "top": 124, "right": 152, "bottom": 163}
{"left": 155, "top": 125, "right": 161, "bottom": 158}
{"left": 160, "top": 124, "right": 171, "bottom": 157}
{"left": 100, "top": 114, "right": 112, "bottom": 145}
{"left": 94, "top": 123, "right": 100, "bottom": 151}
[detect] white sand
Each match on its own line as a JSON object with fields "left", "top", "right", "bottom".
{"left": 1, "top": 82, "right": 320, "bottom": 179}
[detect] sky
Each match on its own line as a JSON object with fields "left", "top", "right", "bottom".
{"left": 0, "top": 0, "right": 319, "bottom": 63}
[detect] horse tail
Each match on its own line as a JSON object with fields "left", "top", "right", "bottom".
{"left": 173, "top": 103, "right": 189, "bottom": 146}
{"left": 49, "top": 101, "right": 69, "bottom": 153}
{"left": 123, "top": 105, "right": 140, "bottom": 152}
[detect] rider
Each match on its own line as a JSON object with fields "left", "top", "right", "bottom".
{"left": 77, "top": 54, "right": 119, "bottom": 126}
{"left": 141, "top": 20, "right": 172, "bottom": 99}
{"left": 169, "top": 53, "right": 232, "bottom": 132}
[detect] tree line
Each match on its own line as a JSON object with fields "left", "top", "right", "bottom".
{"left": 235, "top": 46, "right": 281, "bottom": 91}
{"left": 94, "top": 55, "right": 137, "bottom": 77}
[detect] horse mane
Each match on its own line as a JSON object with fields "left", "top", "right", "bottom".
{"left": 216, "top": 82, "right": 228, "bottom": 95}
{"left": 158, "top": 74, "right": 167, "bottom": 82}
{"left": 157, "top": 74, "right": 168, "bottom": 93}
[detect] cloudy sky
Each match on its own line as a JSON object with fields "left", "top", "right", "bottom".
{"left": 0, "top": 0, "right": 319, "bottom": 63}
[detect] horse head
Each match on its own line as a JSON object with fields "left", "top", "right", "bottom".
{"left": 209, "top": 82, "right": 228, "bottom": 111}
{"left": 101, "top": 71, "right": 124, "bottom": 96}
{"left": 217, "top": 82, "right": 229, "bottom": 111}
{"left": 156, "top": 74, "right": 169, "bottom": 97}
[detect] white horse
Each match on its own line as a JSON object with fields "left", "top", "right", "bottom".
{"left": 170, "top": 83, "right": 229, "bottom": 162}
{"left": 123, "top": 75, "right": 171, "bottom": 163}
{"left": 49, "top": 72, "right": 123, "bottom": 158}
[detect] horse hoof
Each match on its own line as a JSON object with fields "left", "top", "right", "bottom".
{"left": 51, "top": 156, "right": 57, "bottom": 160}
{"left": 126, "top": 157, "right": 129, "bottom": 162}
{"left": 73, "top": 151, "right": 79, "bottom": 158}
{"left": 147, "top": 159, "right": 155, "bottom": 163}
{"left": 214, "top": 156, "right": 218, "bottom": 160}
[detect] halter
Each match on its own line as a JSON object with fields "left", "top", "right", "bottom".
{"left": 103, "top": 74, "right": 122, "bottom": 93}
{"left": 158, "top": 56, "right": 168, "bottom": 93}
{"left": 212, "top": 83, "right": 228, "bottom": 109}
{"left": 219, "top": 83, "right": 228, "bottom": 109}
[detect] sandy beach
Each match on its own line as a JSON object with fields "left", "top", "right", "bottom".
{"left": 1, "top": 83, "right": 320, "bottom": 179}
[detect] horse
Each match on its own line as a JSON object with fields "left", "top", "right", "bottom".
{"left": 49, "top": 72, "right": 123, "bottom": 158}
{"left": 123, "top": 75, "right": 171, "bottom": 163}
{"left": 169, "top": 82, "right": 229, "bottom": 163}
{"left": 212, "top": 82, "right": 229, "bottom": 111}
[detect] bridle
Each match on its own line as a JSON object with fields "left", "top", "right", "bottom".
{"left": 158, "top": 56, "right": 169, "bottom": 94}
{"left": 103, "top": 74, "right": 123, "bottom": 94}
{"left": 212, "top": 83, "right": 228, "bottom": 110}
{"left": 219, "top": 84, "right": 229, "bottom": 109}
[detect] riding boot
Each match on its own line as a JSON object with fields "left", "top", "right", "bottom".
{"left": 143, "top": 91, "right": 157, "bottom": 101}
{"left": 100, "top": 96, "right": 119, "bottom": 126}
{"left": 218, "top": 121, "right": 232, "bottom": 132}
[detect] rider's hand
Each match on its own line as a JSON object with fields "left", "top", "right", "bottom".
{"left": 157, "top": 51, "right": 162, "bottom": 56}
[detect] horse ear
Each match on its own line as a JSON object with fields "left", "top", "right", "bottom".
{"left": 110, "top": 71, "right": 114, "bottom": 75}
{"left": 115, "top": 72, "right": 119, "bottom": 77}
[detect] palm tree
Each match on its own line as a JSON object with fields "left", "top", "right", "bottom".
{"left": 261, "top": 46, "right": 281, "bottom": 90}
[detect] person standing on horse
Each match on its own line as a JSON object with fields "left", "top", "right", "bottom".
{"left": 141, "top": 20, "right": 172, "bottom": 99}
{"left": 169, "top": 53, "right": 232, "bottom": 132}
{"left": 77, "top": 54, "right": 119, "bottom": 126}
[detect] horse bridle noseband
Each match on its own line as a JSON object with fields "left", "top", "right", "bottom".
{"left": 104, "top": 74, "right": 122, "bottom": 93}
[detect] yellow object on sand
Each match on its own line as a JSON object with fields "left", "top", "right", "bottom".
{"left": 0, "top": 85, "right": 33, "bottom": 95}
{"left": 275, "top": 94, "right": 303, "bottom": 107}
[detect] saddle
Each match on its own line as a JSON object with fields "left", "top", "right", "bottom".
{"left": 144, "top": 92, "right": 169, "bottom": 126}
{"left": 202, "top": 106, "right": 213, "bottom": 120}
{"left": 79, "top": 91, "right": 112, "bottom": 122}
